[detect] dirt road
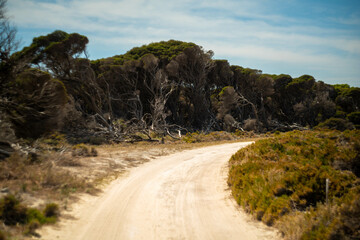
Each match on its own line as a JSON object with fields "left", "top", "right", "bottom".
{"left": 40, "top": 142, "right": 279, "bottom": 240}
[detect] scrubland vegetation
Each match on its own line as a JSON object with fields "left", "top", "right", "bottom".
{"left": 0, "top": 195, "right": 59, "bottom": 238}
{"left": 0, "top": 0, "right": 359, "bottom": 238}
{"left": 228, "top": 130, "right": 360, "bottom": 239}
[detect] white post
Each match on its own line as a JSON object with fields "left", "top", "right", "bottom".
{"left": 326, "top": 178, "right": 329, "bottom": 205}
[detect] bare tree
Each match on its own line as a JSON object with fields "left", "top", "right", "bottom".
{"left": 141, "top": 54, "right": 174, "bottom": 131}
{"left": 0, "top": 0, "right": 17, "bottom": 61}
{"left": 0, "top": 0, "right": 18, "bottom": 86}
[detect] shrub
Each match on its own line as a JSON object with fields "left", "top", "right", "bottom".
{"left": 42, "top": 131, "right": 66, "bottom": 146}
{"left": 347, "top": 111, "right": 360, "bottom": 129}
{"left": 26, "top": 208, "right": 44, "bottom": 224}
{"left": 0, "top": 195, "right": 59, "bottom": 226}
{"left": 90, "top": 147, "right": 98, "bottom": 157}
{"left": 182, "top": 132, "right": 202, "bottom": 143}
{"left": 88, "top": 136, "right": 106, "bottom": 145}
{"left": 0, "top": 195, "right": 27, "bottom": 225}
{"left": 24, "top": 219, "right": 40, "bottom": 236}
{"left": 71, "top": 144, "right": 97, "bottom": 157}
{"left": 182, "top": 131, "right": 237, "bottom": 143}
{"left": 43, "top": 203, "right": 59, "bottom": 218}
{"left": 316, "top": 118, "right": 354, "bottom": 131}
{"left": 228, "top": 130, "right": 360, "bottom": 239}
{"left": 0, "top": 195, "right": 60, "bottom": 238}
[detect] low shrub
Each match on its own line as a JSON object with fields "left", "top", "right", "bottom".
{"left": 0, "top": 195, "right": 27, "bottom": 225}
{"left": 228, "top": 130, "right": 360, "bottom": 239}
{"left": 182, "top": 131, "right": 238, "bottom": 143}
{"left": 26, "top": 208, "right": 47, "bottom": 224}
{"left": 316, "top": 117, "right": 354, "bottom": 131}
{"left": 71, "top": 144, "right": 98, "bottom": 157}
{"left": 0, "top": 195, "right": 59, "bottom": 226}
{"left": 347, "top": 111, "right": 360, "bottom": 129}
{"left": 182, "top": 132, "right": 202, "bottom": 143}
{"left": 24, "top": 219, "right": 40, "bottom": 236}
{"left": 42, "top": 131, "right": 66, "bottom": 146}
{"left": 0, "top": 195, "right": 59, "bottom": 237}
{"left": 88, "top": 136, "right": 106, "bottom": 145}
{"left": 43, "top": 203, "right": 59, "bottom": 218}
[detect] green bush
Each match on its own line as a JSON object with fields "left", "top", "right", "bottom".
{"left": 347, "top": 111, "right": 360, "bottom": 129}
{"left": 42, "top": 131, "right": 66, "bottom": 146}
{"left": 43, "top": 203, "right": 59, "bottom": 218}
{"left": 0, "top": 195, "right": 27, "bottom": 225}
{"left": 182, "top": 132, "right": 202, "bottom": 143}
{"left": 316, "top": 118, "right": 354, "bottom": 131}
{"left": 228, "top": 130, "right": 360, "bottom": 239}
{"left": 0, "top": 194, "right": 59, "bottom": 238}
{"left": 26, "top": 208, "right": 46, "bottom": 224}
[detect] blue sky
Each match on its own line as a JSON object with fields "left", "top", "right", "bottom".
{"left": 8, "top": 0, "right": 360, "bottom": 87}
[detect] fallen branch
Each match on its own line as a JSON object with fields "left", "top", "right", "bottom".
{"left": 0, "top": 148, "right": 11, "bottom": 158}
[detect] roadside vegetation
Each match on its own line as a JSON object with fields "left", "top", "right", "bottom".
{"left": 0, "top": 195, "right": 59, "bottom": 238}
{"left": 228, "top": 130, "right": 360, "bottom": 239}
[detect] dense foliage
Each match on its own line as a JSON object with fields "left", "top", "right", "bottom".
{"left": 228, "top": 130, "right": 360, "bottom": 239}
{"left": 0, "top": 0, "right": 359, "bottom": 143}
{"left": 108, "top": 40, "right": 197, "bottom": 64}
{"left": 1, "top": 26, "right": 359, "bottom": 143}
{"left": 1, "top": 0, "right": 359, "bottom": 142}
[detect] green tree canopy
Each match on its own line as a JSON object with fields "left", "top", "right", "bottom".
{"left": 13, "top": 30, "right": 88, "bottom": 78}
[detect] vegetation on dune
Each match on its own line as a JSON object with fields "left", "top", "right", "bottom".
{"left": 228, "top": 130, "right": 360, "bottom": 239}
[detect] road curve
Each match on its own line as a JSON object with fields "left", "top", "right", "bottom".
{"left": 40, "top": 142, "right": 279, "bottom": 240}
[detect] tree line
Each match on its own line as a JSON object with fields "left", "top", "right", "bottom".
{"left": 0, "top": 0, "right": 359, "bottom": 144}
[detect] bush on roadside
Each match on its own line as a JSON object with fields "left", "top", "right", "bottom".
{"left": 0, "top": 195, "right": 27, "bottom": 225}
{"left": 0, "top": 195, "right": 59, "bottom": 226}
{"left": 228, "top": 130, "right": 360, "bottom": 239}
{"left": 182, "top": 131, "right": 240, "bottom": 143}
{"left": 43, "top": 203, "right": 59, "bottom": 218}
{"left": 0, "top": 195, "right": 60, "bottom": 237}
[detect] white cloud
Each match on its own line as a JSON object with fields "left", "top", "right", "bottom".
{"left": 7, "top": 0, "right": 360, "bottom": 86}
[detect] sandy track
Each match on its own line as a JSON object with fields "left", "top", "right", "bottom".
{"left": 40, "top": 142, "right": 279, "bottom": 240}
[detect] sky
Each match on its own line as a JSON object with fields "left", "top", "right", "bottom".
{"left": 7, "top": 0, "right": 360, "bottom": 87}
